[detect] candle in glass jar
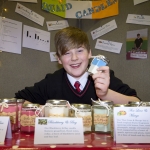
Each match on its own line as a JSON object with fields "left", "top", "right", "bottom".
{"left": 20, "top": 103, "right": 40, "bottom": 133}
{"left": 44, "top": 100, "right": 69, "bottom": 117}
{"left": 0, "top": 98, "right": 17, "bottom": 132}
{"left": 69, "top": 104, "right": 92, "bottom": 133}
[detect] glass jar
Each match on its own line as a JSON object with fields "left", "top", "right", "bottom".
{"left": 17, "top": 99, "right": 25, "bottom": 128}
{"left": 44, "top": 100, "right": 69, "bottom": 117}
{"left": 69, "top": 103, "right": 92, "bottom": 133}
{"left": 92, "top": 100, "right": 113, "bottom": 133}
{"left": 20, "top": 103, "right": 40, "bottom": 133}
{"left": 0, "top": 98, "right": 17, "bottom": 132}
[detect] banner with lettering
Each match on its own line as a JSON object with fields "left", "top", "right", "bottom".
{"left": 42, "top": 0, "right": 118, "bottom": 19}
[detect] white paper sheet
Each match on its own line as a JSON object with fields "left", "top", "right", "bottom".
{"left": 15, "top": 3, "right": 44, "bottom": 26}
{"left": 23, "top": 25, "right": 50, "bottom": 52}
{"left": 126, "top": 14, "right": 150, "bottom": 26}
{"left": 50, "top": 52, "right": 58, "bottom": 62}
{"left": 0, "top": 17, "right": 22, "bottom": 54}
{"left": 46, "top": 20, "right": 69, "bottom": 31}
{"left": 91, "top": 20, "right": 117, "bottom": 40}
{"left": 8, "top": 0, "right": 37, "bottom": 3}
{"left": 133, "top": 0, "right": 148, "bottom": 5}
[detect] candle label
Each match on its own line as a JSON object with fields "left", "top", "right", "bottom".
{"left": 20, "top": 114, "right": 36, "bottom": 126}
{"left": 48, "top": 113, "right": 65, "bottom": 117}
{"left": 94, "top": 114, "right": 109, "bottom": 125}
{"left": 78, "top": 115, "right": 92, "bottom": 127}
{"left": 0, "top": 112, "right": 16, "bottom": 124}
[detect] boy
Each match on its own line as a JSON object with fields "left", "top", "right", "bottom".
{"left": 15, "top": 27, "right": 140, "bottom": 105}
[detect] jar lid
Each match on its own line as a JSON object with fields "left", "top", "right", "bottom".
{"left": 17, "top": 99, "right": 25, "bottom": 103}
{"left": 46, "top": 99, "right": 67, "bottom": 105}
{"left": 92, "top": 100, "right": 113, "bottom": 106}
{"left": 0, "top": 98, "right": 17, "bottom": 103}
{"left": 113, "top": 104, "right": 130, "bottom": 107}
{"left": 72, "top": 103, "right": 91, "bottom": 109}
{"left": 23, "top": 103, "right": 40, "bottom": 108}
{"left": 128, "top": 101, "right": 141, "bottom": 105}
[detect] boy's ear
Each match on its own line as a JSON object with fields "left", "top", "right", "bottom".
{"left": 57, "top": 57, "right": 62, "bottom": 64}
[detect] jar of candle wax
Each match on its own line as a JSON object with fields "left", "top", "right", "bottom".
{"left": 17, "top": 99, "right": 25, "bottom": 128}
{"left": 0, "top": 98, "right": 17, "bottom": 132}
{"left": 44, "top": 100, "right": 69, "bottom": 117}
{"left": 20, "top": 103, "right": 40, "bottom": 133}
{"left": 92, "top": 100, "right": 113, "bottom": 133}
{"left": 69, "top": 104, "right": 92, "bottom": 133}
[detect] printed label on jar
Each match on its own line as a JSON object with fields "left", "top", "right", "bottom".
{"left": 20, "top": 114, "right": 36, "bottom": 126}
{"left": 78, "top": 115, "right": 92, "bottom": 127}
{"left": 48, "top": 113, "right": 65, "bottom": 117}
{"left": 94, "top": 114, "right": 109, "bottom": 125}
{"left": 0, "top": 112, "right": 16, "bottom": 124}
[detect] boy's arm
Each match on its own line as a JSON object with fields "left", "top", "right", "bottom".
{"left": 92, "top": 66, "right": 140, "bottom": 104}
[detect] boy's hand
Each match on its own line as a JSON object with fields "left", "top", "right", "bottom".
{"left": 92, "top": 66, "right": 110, "bottom": 99}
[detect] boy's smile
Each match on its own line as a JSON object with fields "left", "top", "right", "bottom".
{"left": 58, "top": 46, "right": 91, "bottom": 79}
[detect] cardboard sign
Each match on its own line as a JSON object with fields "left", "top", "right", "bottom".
{"left": 42, "top": 0, "right": 118, "bottom": 19}
{"left": 34, "top": 117, "right": 84, "bottom": 144}
{"left": 114, "top": 107, "right": 150, "bottom": 143}
{"left": 0, "top": 117, "right": 12, "bottom": 144}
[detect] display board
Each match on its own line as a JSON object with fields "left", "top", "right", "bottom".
{"left": 0, "top": 0, "right": 150, "bottom": 102}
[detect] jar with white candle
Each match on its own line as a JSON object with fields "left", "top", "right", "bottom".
{"left": 69, "top": 103, "right": 92, "bottom": 133}
{"left": 92, "top": 100, "right": 113, "bottom": 133}
{"left": 0, "top": 98, "right": 17, "bottom": 132}
{"left": 20, "top": 103, "right": 40, "bottom": 132}
{"left": 44, "top": 100, "right": 69, "bottom": 117}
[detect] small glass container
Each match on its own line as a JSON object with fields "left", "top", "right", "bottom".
{"left": 92, "top": 100, "right": 113, "bottom": 133}
{"left": 44, "top": 100, "right": 69, "bottom": 117}
{"left": 69, "top": 103, "right": 92, "bottom": 133}
{"left": 128, "top": 101, "right": 142, "bottom": 107}
{"left": 0, "top": 98, "right": 17, "bottom": 132}
{"left": 20, "top": 103, "right": 40, "bottom": 133}
{"left": 17, "top": 99, "right": 25, "bottom": 128}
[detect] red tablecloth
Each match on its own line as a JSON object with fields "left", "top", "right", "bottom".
{"left": 1, "top": 130, "right": 150, "bottom": 150}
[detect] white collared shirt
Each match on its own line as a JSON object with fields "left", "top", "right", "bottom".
{"left": 67, "top": 72, "right": 89, "bottom": 91}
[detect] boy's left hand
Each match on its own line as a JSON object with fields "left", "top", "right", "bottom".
{"left": 92, "top": 66, "right": 110, "bottom": 99}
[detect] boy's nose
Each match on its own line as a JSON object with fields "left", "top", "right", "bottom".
{"left": 71, "top": 53, "right": 78, "bottom": 60}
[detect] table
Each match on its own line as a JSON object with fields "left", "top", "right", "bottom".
{"left": 1, "top": 130, "right": 150, "bottom": 150}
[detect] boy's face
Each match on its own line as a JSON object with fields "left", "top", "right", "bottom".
{"left": 58, "top": 46, "right": 91, "bottom": 79}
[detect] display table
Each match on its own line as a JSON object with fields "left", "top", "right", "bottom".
{"left": 1, "top": 131, "right": 150, "bottom": 150}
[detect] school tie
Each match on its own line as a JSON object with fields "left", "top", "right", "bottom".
{"left": 74, "top": 81, "right": 81, "bottom": 93}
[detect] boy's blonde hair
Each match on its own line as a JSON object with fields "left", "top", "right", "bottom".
{"left": 55, "top": 26, "right": 90, "bottom": 57}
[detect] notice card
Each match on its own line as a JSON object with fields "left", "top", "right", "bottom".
{"left": 126, "top": 14, "right": 150, "bottom": 26}
{"left": 114, "top": 107, "right": 150, "bottom": 143}
{"left": 133, "top": 0, "right": 148, "bottom": 5}
{"left": 0, "top": 117, "right": 12, "bottom": 144}
{"left": 91, "top": 20, "right": 117, "bottom": 40}
{"left": 34, "top": 117, "right": 84, "bottom": 144}
{"left": 15, "top": 3, "right": 44, "bottom": 26}
{"left": 95, "top": 39, "right": 122, "bottom": 54}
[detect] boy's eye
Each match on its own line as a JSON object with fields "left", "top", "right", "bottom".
{"left": 64, "top": 52, "right": 70, "bottom": 55}
{"left": 78, "top": 49, "right": 83, "bottom": 52}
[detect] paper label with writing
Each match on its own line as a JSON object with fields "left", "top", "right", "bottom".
{"left": 20, "top": 114, "right": 35, "bottom": 126}
{"left": 114, "top": 107, "right": 150, "bottom": 143}
{"left": 0, "top": 112, "right": 16, "bottom": 124}
{"left": 34, "top": 117, "right": 84, "bottom": 144}
{"left": 94, "top": 114, "right": 108, "bottom": 125}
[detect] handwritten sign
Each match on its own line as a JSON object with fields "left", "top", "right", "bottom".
{"left": 34, "top": 117, "right": 84, "bottom": 144}
{"left": 15, "top": 3, "right": 44, "bottom": 26}
{"left": 0, "top": 117, "right": 12, "bottom": 144}
{"left": 114, "top": 107, "right": 150, "bottom": 143}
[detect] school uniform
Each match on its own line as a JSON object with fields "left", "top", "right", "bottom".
{"left": 15, "top": 68, "right": 137, "bottom": 105}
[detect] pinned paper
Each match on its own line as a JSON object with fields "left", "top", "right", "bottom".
{"left": 0, "top": 117, "right": 12, "bottom": 143}
{"left": 15, "top": 3, "right": 44, "bottom": 26}
{"left": 50, "top": 52, "right": 58, "bottom": 62}
{"left": 46, "top": 20, "right": 69, "bottom": 31}
{"left": 8, "top": 0, "right": 37, "bottom": 2}
{"left": 133, "top": 0, "right": 148, "bottom": 5}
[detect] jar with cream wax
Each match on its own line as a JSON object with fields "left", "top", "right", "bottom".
{"left": 20, "top": 103, "right": 40, "bottom": 133}
{"left": 44, "top": 100, "right": 69, "bottom": 117}
{"left": 0, "top": 98, "right": 17, "bottom": 132}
